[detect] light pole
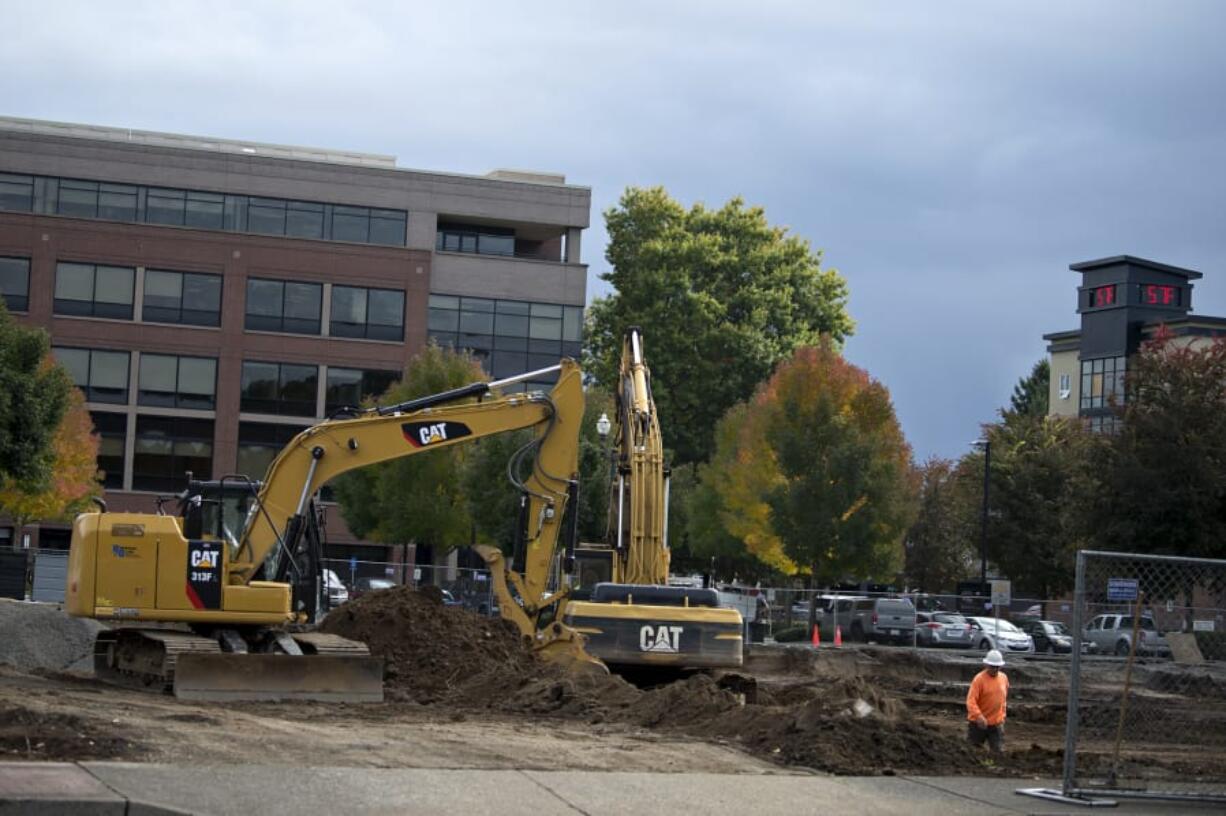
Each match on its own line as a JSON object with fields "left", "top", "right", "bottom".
{"left": 596, "top": 412, "right": 611, "bottom": 440}
{"left": 971, "top": 438, "right": 991, "bottom": 591}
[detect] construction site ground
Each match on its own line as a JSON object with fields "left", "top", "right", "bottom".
{"left": 3, "top": 592, "right": 1226, "bottom": 813}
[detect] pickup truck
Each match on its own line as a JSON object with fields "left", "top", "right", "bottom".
{"left": 1084, "top": 613, "right": 1171, "bottom": 657}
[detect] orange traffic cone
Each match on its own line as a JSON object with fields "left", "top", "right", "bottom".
{"left": 811, "top": 624, "right": 821, "bottom": 648}
{"left": 834, "top": 625, "right": 843, "bottom": 648}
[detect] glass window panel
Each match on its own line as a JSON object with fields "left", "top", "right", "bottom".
{"left": 459, "top": 310, "right": 494, "bottom": 334}
{"left": 241, "top": 362, "right": 280, "bottom": 404}
{"left": 143, "top": 270, "right": 182, "bottom": 312}
{"left": 563, "top": 306, "right": 583, "bottom": 342}
{"left": 495, "top": 313, "right": 529, "bottom": 337}
{"left": 428, "top": 331, "right": 457, "bottom": 348}
{"left": 237, "top": 445, "right": 277, "bottom": 481}
{"left": 246, "top": 279, "right": 284, "bottom": 317}
{"left": 369, "top": 212, "right": 406, "bottom": 246}
{"left": 459, "top": 334, "right": 493, "bottom": 352}
{"left": 561, "top": 341, "right": 581, "bottom": 359}
{"left": 531, "top": 303, "right": 563, "bottom": 319}
{"left": 178, "top": 357, "right": 216, "bottom": 396}
{"left": 55, "top": 263, "right": 94, "bottom": 301}
{"left": 332, "top": 206, "right": 369, "bottom": 242}
{"left": 0, "top": 257, "right": 29, "bottom": 300}
{"left": 491, "top": 350, "right": 527, "bottom": 378}
{"left": 98, "top": 185, "right": 137, "bottom": 221}
{"left": 94, "top": 266, "right": 134, "bottom": 304}
{"left": 429, "top": 294, "right": 460, "bottom": 309}
{"left": 442, "top": 233, "right": 461, "bottom": 251}
{"left": 91, "top": 351, "right": 130, "bottom": 389}
{"left": 331, "top": 286, "right": 366, "bottom": 324}
{"left": 459, "top": 234, "right": 477, "bottom": 252}
{"left": 279, "top": 364, "right": 318, "bottom": 415}
{"left": 146, "top": 188, "right": 187, "bottom": 225}
{"left": 286, "top": 202, "right": 324, "bottom": 239}
{"left": 247, "top": 198, "right": 287, "bottom": 235}
{"left": 427, "top": 308, "right": 457, "bottom": 332}
{"left": 494, "top": 334, "right": 528, "bottom": 352}
{"left": 0, "top": 173, "right": 33, "bottom": 211}
{"left": 496, "top": 300, "right": 530, "bottom": 315}
{"left": 58, "top": 180, "right": 98, "bottom": 217}
{"left": 367, "top": 289, "right": 403, "bottom": 327}
{"left": 529, "top": 316, "right": 562, "bottom": 340}
{"left": 283, "top": 282, "right": 322, "bottom": 319}
{"left": 325, "top": 368, "right": 362, "bottom": 412}
{"left": 182, "top": 273, "right": 221, "bottom": 311}
{"left": 139, "top": 354, "right": 178, "bottom": 391}
{"left": 54, "top": 348, "right": 90, "bottom": 386}
{"left": 477, "top": 234, "right": 514, "bottom": 256}
{"left": 528, "top": 337, "right": 562, "bottom": 355}
{"left": 462, "top": 298, "right": 494, "bottom": 313}
{"left": 185, "top": 192, "right": 224, "bottom": 229}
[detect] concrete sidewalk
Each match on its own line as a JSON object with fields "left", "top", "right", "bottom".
{"left": 2, "top": 762, "right": 1222, "bottom": 815}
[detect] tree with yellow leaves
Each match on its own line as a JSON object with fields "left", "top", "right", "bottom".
{"left": 0, "top": 383, "right": 102, "bottom": 544}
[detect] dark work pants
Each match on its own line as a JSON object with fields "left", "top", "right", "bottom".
{"left": 967, "top": 721, "right": 1004, "bottom": 754}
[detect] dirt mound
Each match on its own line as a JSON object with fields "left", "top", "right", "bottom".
{"left": 0, "top": 599, "right": 103, "bottom": 674}
{"left": 0, "top": 703, "right": 144, "bottom": 761}
{"left": 319, "top": 585, "right": 542, "bottom": 703}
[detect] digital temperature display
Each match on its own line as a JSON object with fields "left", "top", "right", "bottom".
{"left": 1140, "top": 284, "right": 1180, "bottom": 307}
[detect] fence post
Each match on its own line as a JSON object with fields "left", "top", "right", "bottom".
{"left": 1061, "top": 549, "right": 1087, "bottom": 796}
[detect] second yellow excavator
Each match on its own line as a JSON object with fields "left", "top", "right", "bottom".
{"left": 561, "top": 328, "right": 745, "bottom": 669}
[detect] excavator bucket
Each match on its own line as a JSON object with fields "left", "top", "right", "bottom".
{"left": 172, "top": 654, "right": 384, "bottom": 702}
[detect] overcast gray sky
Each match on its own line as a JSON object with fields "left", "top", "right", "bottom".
{"left": 4, "top": 1, "right": 1224, "bottom": 461}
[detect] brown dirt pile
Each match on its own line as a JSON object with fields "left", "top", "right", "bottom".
{"left": 323, "top": 588, "right": 1007, "bottom": 775}
{"left": 0, "top": 703, "right": 144, "bottom": 761}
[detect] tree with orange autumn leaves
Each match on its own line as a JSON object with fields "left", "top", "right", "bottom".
{"left": 0, "top": 383, "right": 102, "bottom": 540}
{"left": 691, "top": 341, "right": 915, "bottom": 594}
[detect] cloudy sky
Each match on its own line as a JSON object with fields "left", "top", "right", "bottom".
{"left": 4, "top": 1, "right": 1224, "bottom": 460}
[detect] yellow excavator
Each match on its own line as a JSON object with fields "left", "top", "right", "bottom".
{"left": 66, "top": 359, "right": 594, "bottom": 701}
{"left": 562, "top": 328, "right": 745, "bottom": 669}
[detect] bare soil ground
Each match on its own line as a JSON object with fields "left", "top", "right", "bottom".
{"left": 3, "top": 588, "right": 1226, "bottom": 781}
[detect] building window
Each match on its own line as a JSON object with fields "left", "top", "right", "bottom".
{"left": 330, "top": 286, "right": 405, "bottom": 341}
{"left": 53, "top": 262, "right": 135, "bottom": 319}
{"left": 1080, "top": 356, "right": 1126, "bottom": 412}
{"left": 143, "top": 269, "right": 222, "bottom": 326}
{"left": 436, "top": 223, "right": 516, "bottom": 257}
{"left": 237, "top": 422, "right": 308, "bottom": 481}
{"left": 1058, "top": 373, "right": 1071, "bottom": 400}
{"left": 325, "top": 367, "right": 398, "bottom": 414}
{"left": 145, "top": 188, "right": 225, "bottom": 230}
{"left": 0, "top": 173, "right": 34, "bottom": 212}
{"left": 0, "top": 256, "right": 30, "bottom": 312}
{"left": 90, "top": 411, "right": 127, "bottom": 490}
{"left": 132, "top": 416, "right": 213, "bottom": 492}
{"left": 56, "top": 179, "right": 138, "bottom": 221}
{"left": 244, "top": 278, "right": 322, "bottom": 334}
{"left": 240, "top": 361, "right": 318, "bottom": 417}
{"left": 139, "top": 354, "right": 217, "bottom": 410}
{"left": 428, "top": 295, "right": 582, "bottom": 382}
{"left": 53, "top": 347, "right": 130, "bottom": 405}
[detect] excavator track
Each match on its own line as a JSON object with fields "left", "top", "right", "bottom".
{"left": 94, "top": 628, "right": 383, "bottom": 703}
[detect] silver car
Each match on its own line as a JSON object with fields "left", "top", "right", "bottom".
{"left": 967, "top": 616, "right": 1035, "bottom": 654}
{"left": 1084, "top": 613, "right": 1171, "bottom": 657}
{"left": 916, "top": 611, "right": 974, "bottom": 648}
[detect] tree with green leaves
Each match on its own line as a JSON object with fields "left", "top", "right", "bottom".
{"left": 1086, "top": 332, "right": 1226, "bottom": 560}
{"left": 0, "top": 302, "right": 72, "bottom": 491}
{"left": 330, "top": 344, "right": 484, "bottom": 553}
{"left": 693, "top": 342, "right": 915, "bottom": 601}
{"left": 979, "top": 412, "right": 1098, "bottom": 598}
{"left": 1007, "top": 359, "right": 1050, "bottom": 418}
{"left": 903, "top": 458, "right": 977, "bottom": 593}
{"left": 586, "top": 186, "right": 854, "bottom": 466}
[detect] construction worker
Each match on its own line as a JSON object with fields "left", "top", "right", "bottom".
{"left": 966, "top": 649, "right": 1008, "bottom": 755}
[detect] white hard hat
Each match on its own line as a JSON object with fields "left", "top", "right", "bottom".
{"left": 983, "top": 649, "right": 1006, "bottom": 667}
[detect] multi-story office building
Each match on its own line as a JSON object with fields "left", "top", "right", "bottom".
{"left": 1045, "top": 255, "right": 1223, "bottom": 430}
{"left": 0, "top": 116, "right": 590, "bottom": 566}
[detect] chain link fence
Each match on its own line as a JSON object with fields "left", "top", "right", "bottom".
{"left": 319, "top": 558, "right": 498, "bottom": 617}
{"left": 1022, "top": 550, "right": 1226, "bottom": 807}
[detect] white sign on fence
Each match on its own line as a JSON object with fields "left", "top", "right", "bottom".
{"left": 990, "top": 580, "right": 1011, "bottom": 607}
{"left": 1193, "top": 619, "right": 1216, "bottom": 633}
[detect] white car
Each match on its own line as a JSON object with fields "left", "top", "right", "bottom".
{"left": 323, "top": 569, "right": 349, "bottom": 606}
{"left": 967, "top": 616, "right": 1034, "bottom": 654}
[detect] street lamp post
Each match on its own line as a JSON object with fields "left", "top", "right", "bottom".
{"left": 971, "top": 438, "right": 991, "bottom": 591}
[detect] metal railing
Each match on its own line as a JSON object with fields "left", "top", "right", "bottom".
{"left": 1020, "top": 550, "right": 1226, "bottom": 807}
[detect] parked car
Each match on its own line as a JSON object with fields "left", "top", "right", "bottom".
{"left": 322, "top": 569, "right": 349, "bottom": 606}
{"left": 440, "top": 589, "right": 464, "bottom": 607}
{"left": 966, "top": 616, "right": 1035, "bottom": 654}
{"left": 1083, "top": 613, "right": 1171, "bottom": 657}
{"left": 811, "top": 595, "right": 868, "bottom": 635}
{"left": 352, "top": 577, "right": 397, "bottom": 599}
{"left": 1019, "top": 619, "right": 1079, "bottom": 654}
{"left": 849, "top": 597, "right": 916, "bottom": 644}
{"left": 915, "top": 611, "right": 974, "bottom": 649}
